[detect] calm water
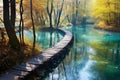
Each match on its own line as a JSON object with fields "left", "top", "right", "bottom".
{"left": 45, "top": 25, "right": 120, "bottom": 80}
{"left": 24, "top": 30, "right": 64, "bottom": 50}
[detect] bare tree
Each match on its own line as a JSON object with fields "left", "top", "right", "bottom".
{"left": 71, "top": 0, "right": 80, "bottom": 26}
{"left": 46, "top": 0, "right": 54, "bottom": 28}
{"left": 30, "top": 0, "right": 36, "bottom": 50}
{"left": 54, "top": 0, "right": 64, "bottom": 27}
{"left": 19, "top": 0, "right": 24, "bottom": 45}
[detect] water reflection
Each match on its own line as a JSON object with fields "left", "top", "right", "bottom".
{"left": 23, "top": 29, "right": 73, "bottom": 80}
{"left": 36, "top": 30, "right": 63, "bottom": 50}
{"left": 46, "top": 24, "right": 120, "bottom": 80}
{"left": 24, "top": 29, "right": 63, "bottom": 50}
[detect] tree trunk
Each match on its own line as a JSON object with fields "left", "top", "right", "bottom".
{"left": 49, "top": 14, "right": 53, "bottom": 28}
{"left": 10, "top": 0, "right": 16, "bottom": 28}
{"left": 3, "top": 0, "right": 21, "bottom": 51}
{"left": 56, "top": 0, "right": 64, "bottom": 27}
{"left": 30, "top": 0, "right": 36, "bottom": 50}
{"left": 19, "top": 0, "right": 24, "bottom": 44}
{"left": 71, "top": 1, "right": 76, "bottom": 26}
{"left": 46, "top": 0, "right": 53, "bottom": 28}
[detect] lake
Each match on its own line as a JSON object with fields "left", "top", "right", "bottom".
{"left": 45, "top": 24, "right": 120, "bottom": 80}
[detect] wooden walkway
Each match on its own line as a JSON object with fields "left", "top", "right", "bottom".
{"left": 0, "top": 28, "right": 73, "bottom": 80}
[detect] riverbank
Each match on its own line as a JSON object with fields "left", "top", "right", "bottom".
{"left": 94, "top": 23, "right": 120, "bottom": 33}
{"left": 0, "top": 38, "right": 42, "bottom": 74}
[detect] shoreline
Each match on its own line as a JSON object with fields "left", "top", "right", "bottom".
{"left": 94, "top": 24, "right": 120, "bottom": 33}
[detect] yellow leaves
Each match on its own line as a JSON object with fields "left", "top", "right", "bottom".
{"left": 16, "top": 0, "right": 20, "bottom": 3}
{"left": 22, "top": 0, "right": 47, "bottom": 26}
{"left": 32, "top": 0, "right": 46, "bottom": 11}
{"left": 91, "top": 0, "right": 120, "bottom": 22}
{"left": 23, "top": 0, "right": 46, "bottom": 12}
{"left": 82, "top": 13, "right": 87, "bottom": 17}
{"left": 98, "top": 21, "right": 106, "bottom": 26}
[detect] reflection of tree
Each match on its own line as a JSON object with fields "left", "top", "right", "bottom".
{"left": 62, "top": 61, "right": 67, "bottom": 80}
{"left": 49, "top": 31, "right": 53, "bottom": 47}
{"left": 47, "top": 61, "right": 67, "bottom": 80}
{"left": 91, "top": 40, "right": 120, "bottom": 80}
{"left": 61, "top": 26, "right": 89, "bottom": 80}
{"left": 71, "top": 24, "right": 87, "bottom": 61}
{"left": 36, "top": 30, "right": 62, "bottom": 50}
{"left": 111, "top": 41, "right": 120, "bottom": 65}
{"left": 56, "top": 32, "right": 60, "bottom": 42}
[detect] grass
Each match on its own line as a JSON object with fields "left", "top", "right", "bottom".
{"left": 0, "top": 37, "right": 42, "bottom": 74}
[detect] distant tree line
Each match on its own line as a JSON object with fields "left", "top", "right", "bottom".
{"left": 92, "top": 0, "right": 120, "bottom": 26}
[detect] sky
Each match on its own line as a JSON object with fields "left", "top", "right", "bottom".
{"left": 0, "top": 0, "right": 2, "bottom": 5}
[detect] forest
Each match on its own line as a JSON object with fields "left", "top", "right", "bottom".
{"left": 0, "top": 0, "right": 120, "bottom": 80}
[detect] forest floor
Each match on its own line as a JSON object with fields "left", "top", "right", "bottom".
{"left": 94, "top": 23, "right": 120, "bottom": 32}
{"left": 0, "top": 38, "right": 42, "bottom": 74}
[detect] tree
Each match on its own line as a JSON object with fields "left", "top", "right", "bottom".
{"left": 46, "top": 0, "right": 54, "bottom": 28}
{"left": 23, "top": 0, "right": 46, "bottom": 27}
{"left": 54, "top": 0, "right": 64, "bottom": 27}
{"left": 19, "top": 0, "right": 24, "bottom": 45}
{"left": 62, "top": 0, "right": 81, "bottom": 26}
{"left": 10, "top": 0, "right": 16, "bottom": 28}
{"left": 30, "top": 0, "right": 36, "bottom": 50}
{"left": 71, "top": 0, "right": 78, "bottom": 26}
{"left": 3, "top": 0, "right": 21, "bottom": 51}
{"left": 91, "top": 0, "right": 120, "bottom": 26}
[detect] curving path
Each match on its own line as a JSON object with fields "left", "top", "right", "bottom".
{"left": 0, "top": 28, "right": 73, "bottom": 80}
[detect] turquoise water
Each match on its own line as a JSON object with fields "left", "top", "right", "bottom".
{"left": 45, "top": 25, "right": 120, "bottom": 80}
{"left": 24, "top": 30, "right": 64, "bottom": 50}
{"left": 35, "top": 30, "right": 64, "bottom": 50}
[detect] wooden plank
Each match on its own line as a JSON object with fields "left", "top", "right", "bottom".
{"left": 13, "top": 63, "right": 38, "bottom": 72}
{"left": 0, "top": 70, "right": 29, "bottom": 80}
